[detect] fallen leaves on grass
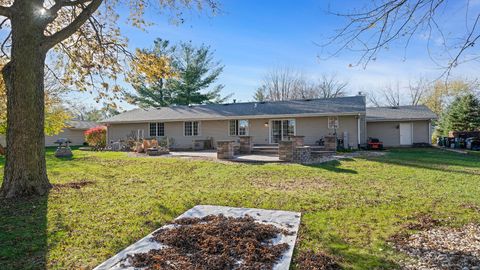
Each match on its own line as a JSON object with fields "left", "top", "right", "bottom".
{"left": 53, "top": 180, "right": 95, "bottom": 190}
{"left": 403, "top": 213, "right": 441, "bottom": 231}
{"left": 292, "top": 250, "right": 341, "bottom": 270}
{"left": 251, "top": 177, "right": 338, "bottom": 192}
{"left": 128, "top": 214, "right": 291, "bottom": 269}
{"left": 391, "top": 223, "right": 480, "bottom": 269}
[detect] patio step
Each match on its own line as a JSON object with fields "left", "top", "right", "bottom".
{"left": 252, "top": 145, "right": 278, "bottom": 155}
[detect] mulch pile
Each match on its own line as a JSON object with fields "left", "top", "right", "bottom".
{"left": 292, "top": 250, "right": 341, "bottom": 270}
{"left": 391, "top": 223, "right": 480, "bottom": 269}
{"left": 128, "top": 214, "right": 292, "bottom": 270}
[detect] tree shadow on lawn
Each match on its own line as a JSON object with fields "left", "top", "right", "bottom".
{"left": 305, "top": 233, "right": 400, "bottom": 269}
{"left": 305, "top": 159, "right": 358, "bottom": 174}
{"left": 362, "top": 148, "right": 480, "bottom": 176}
{"left": 0, "top": 194, "right": 48, "bottom": 270}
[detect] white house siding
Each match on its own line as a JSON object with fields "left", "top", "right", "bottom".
{"left": 366, "top": 120, "right": 431, "bottom": 147}
{"left": 45, "top": 129, "right": 88, "bottom": 146}
{"left": 296, "top": 115, "right": 361, "bottom": 148}
{"left": 412, "top": 121, "right": 430, "bottom": 143}
{"left": 1, "top": 128, "right": 88, "bottom": 147}
{"left": 106, "top": 115, "right": 363, "bottom": 150}
{"left": 106, "top": 122, "right": 149, "bottom": 144}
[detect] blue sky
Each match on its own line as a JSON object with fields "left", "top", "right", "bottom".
{"left": 70, "top": 0, "right": 480, "bottom": 108}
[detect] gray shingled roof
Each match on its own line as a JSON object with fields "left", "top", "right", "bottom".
{"left": 66, "top": 120, "right": 100, "bottom": 130}
{"left": 102, "top": 96, "right": 366, "bottom": 123}
{"left": 366, "top": 105, "right": 437, "bottom": 121}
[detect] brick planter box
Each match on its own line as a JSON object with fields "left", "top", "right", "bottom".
{"left": 146, "top": 147, "right": 169, "bottom": 156}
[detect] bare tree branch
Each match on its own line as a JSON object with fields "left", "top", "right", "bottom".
{"left": 322, "top": 0, "right": 480, "bottom": 75}
{"left": 42, "top": 0, "right": 103, "bottom": 50}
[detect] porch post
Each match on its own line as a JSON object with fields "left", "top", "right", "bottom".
{"left": 324, "top": 135, "right": 337, "bottom": 151}
{"left": 278, "top": 141, "right": 294, "bottom": 161}
{"left": 217, "top": 140, "right": 235, "bottom": 159}
{"left": 239, "top": 136, "right": 253, "bottom": 154}
{"left": 290, "top": 135, "right": 305, "bottom": 147}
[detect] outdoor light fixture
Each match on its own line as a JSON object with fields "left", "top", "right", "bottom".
{"left": 264, "top": 122, "right": 268, "bottom": 127}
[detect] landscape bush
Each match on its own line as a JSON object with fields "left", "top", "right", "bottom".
{"left": 84, "top": 126, "right": 107, "bottom": 150}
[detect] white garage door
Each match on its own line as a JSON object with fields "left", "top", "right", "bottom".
{"left": 400, "top": 123, "right": 413, "bottom": 145}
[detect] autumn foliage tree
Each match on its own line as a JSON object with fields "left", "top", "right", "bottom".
{"left": 0, "top": 0, "right": 219, "bottom": 198}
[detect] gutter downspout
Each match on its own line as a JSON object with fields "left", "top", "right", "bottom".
{"left": 357, "top": 114, "right": 361, "bottom": 148}
{"left": 428, "top": 120, "right": 432, "bottom": 145}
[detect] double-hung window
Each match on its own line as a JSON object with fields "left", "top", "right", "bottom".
{"left": 184, "top": 121, "right": 199, "bottom": 136}
{"left": 229, "top": 120, "right": 249, "bottom": 136}
{"left": 149, "top": 122, "right": 165, "bottom": 137}
{"left": 328, "top": 116, "right": 339, "bottom": 129}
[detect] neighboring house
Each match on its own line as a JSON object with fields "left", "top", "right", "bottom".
{"left": 101, "top": 96, "right": 436, "bottom": 150}
{"left": 0, "top": 120, "right": 99, "bottom": 147}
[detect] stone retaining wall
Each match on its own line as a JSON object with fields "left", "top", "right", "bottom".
{"left": 293, "top": 146, "right": 311, "bottom": 164}
{"left": 279, "top": 140, "right": 313, "bottom": 164}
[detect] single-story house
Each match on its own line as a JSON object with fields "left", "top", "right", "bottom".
{"left": 0, "top": 120, "right": 99, "bottom": 147}
{"left": 101, "top": 96, "right": 436, "bottom": 150}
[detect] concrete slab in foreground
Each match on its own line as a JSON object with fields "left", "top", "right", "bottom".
{"left": 94, "top": 205, "right": 301, "bottom": 270}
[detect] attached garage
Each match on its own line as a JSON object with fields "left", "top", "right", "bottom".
{"left": 366, "top": 106, "right": 436, "bottom": 147}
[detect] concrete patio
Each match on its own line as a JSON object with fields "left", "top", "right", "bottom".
{"left": 168, "top": 150, "right": 282, "bottom": 163}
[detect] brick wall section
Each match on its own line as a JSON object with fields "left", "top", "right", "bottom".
{"left": 279, "top": 140, "right": 312, "bottom": 163}
{"left": 239, "top": 136, "right": 253, "bottom": 154}
{"left": 290, "top": 136, "right": 305, "bottom": 147}
{"left": 278, "top": 141, "right": 294, "bottom": 161}
{"left": 217, "top": 140, "right": 235, "bottom": 159}
{"left": 324, "top": 135, "right": 337, "bottom": 151}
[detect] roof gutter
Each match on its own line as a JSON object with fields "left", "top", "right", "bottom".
{"left": 366, "top": 117, "right": 437, "bottom": 122}
{"left": 101, "top": 111, "right": 366, "bottom": 124}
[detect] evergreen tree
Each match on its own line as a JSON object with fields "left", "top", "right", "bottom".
{"left": 438, "top": 93, "right": 480, "bottom": 135}
{"left": 127, "top": 39, "right": 231, "bottom": 107}
{"left": 253, "top": 86, "right": 267, "bottom": 101}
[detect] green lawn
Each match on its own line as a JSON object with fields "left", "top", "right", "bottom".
{"left": 1, "top": 148, "right": 480, "bottom": 269}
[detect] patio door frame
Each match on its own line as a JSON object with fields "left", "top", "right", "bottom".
{"left": 269, "top": 119, "right": 296, "bottom": 144}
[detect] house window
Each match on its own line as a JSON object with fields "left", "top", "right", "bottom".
{"left": 328, "top": 116, "right": 339, "bottom": 129}
{"left": 229, "top": 120, "right": 249, "bottom": 136}
{"left": 149, "top": 122, "right": 165, "bottom": 137}
{"left": 184, "top": 121, "right": 199, "bottom": 136}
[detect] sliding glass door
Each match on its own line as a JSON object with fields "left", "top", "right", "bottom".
{"left": 270, "top": 119, "right": 295, "bottom": 143}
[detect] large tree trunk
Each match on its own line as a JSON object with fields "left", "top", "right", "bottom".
{"left": 0, "top": 2, "right": 51, "bottom": 198}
